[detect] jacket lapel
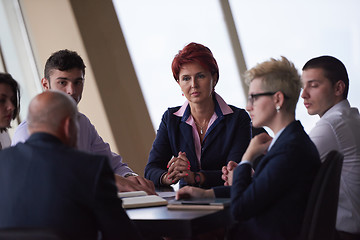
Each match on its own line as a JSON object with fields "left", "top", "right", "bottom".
{"left": 254, "top": 121, "right": 299, "bottom": 175}
{"left": 178, "top": 122, "right": 197, "bottom": 161}
{"left": 202, "top": 115, "right": 225, "bottom": 150}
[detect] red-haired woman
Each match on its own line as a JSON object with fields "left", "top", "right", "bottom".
{"left": 0, "top": 73, "right": 20, "bottom": 150}
{"left": 145, "top": 42, "right": 251, "bottom": 189}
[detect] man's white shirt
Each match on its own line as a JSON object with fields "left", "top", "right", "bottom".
{"left": 309, "top": 99, "right": 360, "bottom": 233}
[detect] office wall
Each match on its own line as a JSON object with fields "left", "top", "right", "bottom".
{"left": 19, "top": 0, "right": 155, "bottom": 175}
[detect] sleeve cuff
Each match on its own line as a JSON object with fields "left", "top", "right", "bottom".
{"left": 239, "top": 160, "right": 252, "bottom": 167}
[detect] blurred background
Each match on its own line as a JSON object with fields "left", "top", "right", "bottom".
{"left": 1, "top": 0, "right": 359, "bottom": 173}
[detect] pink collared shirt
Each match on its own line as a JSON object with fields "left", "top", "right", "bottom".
{"left": 173, "top": 93, "right": 233, "bottom": 167}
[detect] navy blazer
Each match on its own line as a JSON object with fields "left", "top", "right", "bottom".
{"left": 145, "top": 101, "right": 251, "bottom": 188}
{"left": 228, "top": 121, "right": 321, "bottom": 240}
{"left": 0, "top": 133, "right": 141, "bottom": 240}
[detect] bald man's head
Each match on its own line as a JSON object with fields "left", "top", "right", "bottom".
{"left": 27, "top": 90, "right": 78, "bottom": 147}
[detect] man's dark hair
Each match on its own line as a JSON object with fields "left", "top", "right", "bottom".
{"left": 302, "top": 55, "right": 349, "bottom": 99}
{"left": 44, "top": 49, "right": 86, "bottom": 80}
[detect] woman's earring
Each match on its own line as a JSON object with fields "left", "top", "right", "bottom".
{"left": 181, "top": 92, "right": 184, "bottom": 96}
{"left": 276, "top": 105, "right": 280, "bottom": 113}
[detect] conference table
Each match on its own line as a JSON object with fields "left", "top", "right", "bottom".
{"left": 126, "top": 192, "right": 232, "bottom": 239}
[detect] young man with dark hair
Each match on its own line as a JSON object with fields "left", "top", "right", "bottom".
{"left": 301, "top": 55, "right": 360, "bottom": 239}
{"left": 12, "top": 49, "right": 155, "bottom": 195}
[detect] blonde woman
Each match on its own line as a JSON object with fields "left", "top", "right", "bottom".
{"left": 177, "top": 57, "right": 321, "bottom": 240}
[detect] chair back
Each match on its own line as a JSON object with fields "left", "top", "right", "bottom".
{"left": 300, "top": 150, "right": 344, "bottom": 240}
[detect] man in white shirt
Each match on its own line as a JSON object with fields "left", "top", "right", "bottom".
{"left": 301, "top": 55, "right": 360, "bottom": 239}
{"left": 12, "top": 49, "right": 155, "bottom": 195}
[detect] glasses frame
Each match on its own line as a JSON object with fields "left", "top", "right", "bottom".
{"left": 247, "top": 92, "right": 276, "bottom": 106}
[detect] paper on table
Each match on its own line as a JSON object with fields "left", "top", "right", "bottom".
{"left": 167, "top": 198, "right": 231, "bottom": 210}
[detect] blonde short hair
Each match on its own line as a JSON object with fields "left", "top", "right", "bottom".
{"left": 244, "top": 56, "right": 301, "bottom": 113}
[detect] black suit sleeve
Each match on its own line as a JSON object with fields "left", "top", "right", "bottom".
{"left": 144, "top": 110, "right": 173, "bottom": 187}
{"left": 93, "top": 157, "right": 142, "bottom": 240}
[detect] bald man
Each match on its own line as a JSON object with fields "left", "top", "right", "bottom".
{"left": 0, "top": 91, "right": 142, "bottom": 240}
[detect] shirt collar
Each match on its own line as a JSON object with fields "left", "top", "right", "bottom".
{"left": 173, "top": 92, "right": 233, "bottom": 120}
{"left": 322, "top": 99, "right": 350, "bottom": 119}
{"left": 267, "top": 127, "right": 286, "bottom": 151}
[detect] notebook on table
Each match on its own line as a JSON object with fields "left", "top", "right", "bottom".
{"left": 118, "top": 191, "right": 168, "bottom": 209}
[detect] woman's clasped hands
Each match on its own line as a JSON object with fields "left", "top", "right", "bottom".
{"left": 162, "top": 151, "right": 195, "bottom": 185}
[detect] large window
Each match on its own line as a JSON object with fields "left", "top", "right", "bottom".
{"left": 230, "top": 0, "right": 360, "bottom": 132}
{"left": 0, "top": 0, "right": 41, "bottom": 133}
{"left": 113, "top": 0, "right": 245, "bottom": 130}
{"left": 114, "top": 0, "right": 360, "bottom": 134}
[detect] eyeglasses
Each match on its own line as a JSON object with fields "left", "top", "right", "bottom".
{"left": 247, "top": 92, "right": 276, "bottom": 106}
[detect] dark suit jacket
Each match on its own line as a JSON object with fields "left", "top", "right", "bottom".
{"left": 145, "top": 102, "right": 251, "bottom": 188}
{"left": 0, "top": 133, "right": 141, "bottom": 240}
{"left": 229, "top": 121, "right": 321, "bottom": 240}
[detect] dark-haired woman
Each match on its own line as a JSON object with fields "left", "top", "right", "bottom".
{"left": 0, "top": 73, "right": 20, "bottom": 149}
{"left": 145, "top": 42, "right": 251, "bottom": 188}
